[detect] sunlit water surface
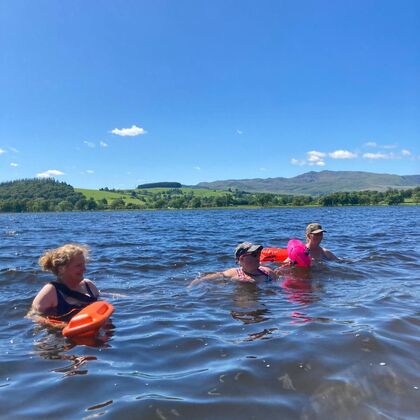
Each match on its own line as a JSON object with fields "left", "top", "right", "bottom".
{"left": 0, "top": 207, "right": 419, "bottom": 419}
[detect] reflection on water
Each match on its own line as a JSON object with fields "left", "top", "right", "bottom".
{"left": 0, "top": 207, "right": 419, "bottom": 418}
{"left": 31, "top": 320, "right": 115, "bottom": 377}
{"left": 53, "top": 355, "right": 98, "bottom": 377}
{"left": 281, "top": 269, "right": 321, "bottom": 306}
{"left": 231, "top": 308, "right": 270, "bottom": 324}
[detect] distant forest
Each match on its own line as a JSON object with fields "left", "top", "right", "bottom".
{"left": 0, "top": 179, "right": 419, "bottom": 212}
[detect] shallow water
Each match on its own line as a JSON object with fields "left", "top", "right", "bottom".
{"left": 0, "top": 207, "right": 419, "bottom": 419}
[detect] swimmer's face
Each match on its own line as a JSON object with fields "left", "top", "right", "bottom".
{"left": 308, "top": 232, "right": 323, "bottom": 243}
{"left": 239, "top": 251, "right": 261, "bottom": 268}
{"left": 59, "top": 253, "right": 86, "bottom": 282}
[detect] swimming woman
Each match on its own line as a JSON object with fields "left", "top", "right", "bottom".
{"left": 189, "top": 242, "right": 277, "bottom": 287}
{"left": 31, "top": 244, "right": 99, "bottom": 319}
{"left": 305, "top": 223, "right": 340, "bottom": 261}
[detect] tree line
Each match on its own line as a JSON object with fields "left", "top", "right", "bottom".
{"left": 0, "top": 179, "right": 419, "bottom": 212}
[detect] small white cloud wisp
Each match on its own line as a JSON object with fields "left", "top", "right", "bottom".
{"left": 111, "top": 125, "right": 146, "bottom": 137}
{"left": 291, "top": 158, "right": 306, "bottom": 166}
{"left": 364, "top": 141, "right": 378, "bottom": 148}
{"left": 362, "top": 152, "right": 389, "bottom": 159}
{"left": 291, "top": 142, "right": 415, "bottom": 168}
{"left": 329, "top": 150, "right": 357, "bottom": 159}
{"left": 84, "top": 141, "right": 95, "bottom": 148}
{"left": 36, "top": 169, "right": 65, "bottom": 178}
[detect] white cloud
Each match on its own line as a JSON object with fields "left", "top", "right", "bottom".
{"left": 0, "top": 148, "right": 6, "bottom": 155}
{"left": 401, "top": 149, "right": 411, "bottom": 156}
{"left": 259, "top": 167, "right": 267, "bottom": 171}
{"left": 194, "top": 166, "right": 201, "bottom": 170}
{"left": 84, "top": 141, "right": 95, "bottom": 148}
{"left": 364, "top": 142, "right": 377, "bottom": 148}
{"left": 86, "top": 170, "right": 94, "bottom": 174}
{"left": 291, "top": 158, "right": 306, "bottom": 166}
{"left": 362, "top": 152, "right": 389, "bottom": 159}
{"left": 236, "top": 129, "right": 243, "bottom": 135}
{"left": 364, "top": 141, "right": 397, "bottom": 150}
{"left": 100, "top": 141, "right": 108, "bottom": 147}
{"left": 307, "top": 150, "right": 326, "bottom": 166}
{"left": 9, "top": 147, "right": 19, "bottom": 153}
{"left": 10, "top": 162, "right": 19, "bottom": 167}
{"left": 328, "top": 150, "right": 357, "bottom": 159}
{"left": 292, "top": 145, "right": 414, "bottom": 167}
{"left": 111, "top": 125, "right": 146, "bottom": 137}
{"left": 36, "top": 169, "right": 65, "bottom": 178}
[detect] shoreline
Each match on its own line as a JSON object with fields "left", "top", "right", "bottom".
{"left": 0, "top": 202, "right": 418, "bottom": 215}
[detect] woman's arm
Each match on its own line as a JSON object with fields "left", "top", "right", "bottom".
{"left": 188, "top": 268, "right": 237, "bottom": 287}
{"left": 188, "top": 272, "right": 226, "bottom": 287}
{"left": 262, "top": 266, "right": 279, "bottom": 281}
{"left": 32, "top": 284, "right": 58, "bottom": 314}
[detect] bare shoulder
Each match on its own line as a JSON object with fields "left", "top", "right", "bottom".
{"left": 222, "top": 268, "right": 238, "bottom": 278}
{"left": 36, "top": 283, "right": 57, "bottom": 297}
{"left": 83, "top": 278, "right": 99, "bottom": 297}
{"left": 322, "top": 247, "right": 338, "bottom": 261}
{"left": 32, "top": 283, "right": 57, "bottom": 313}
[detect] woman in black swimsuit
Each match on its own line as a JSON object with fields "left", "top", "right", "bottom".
{"left": 189, "top": 242, "right": 277, "bottom": 287}
{"left": 31, "top": 244, "right": 99, "bottom": 319}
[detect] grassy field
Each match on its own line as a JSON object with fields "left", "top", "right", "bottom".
{"left": 75, "top": 188, "right": 142, "bottom": 205}
{"left": 76, "top": 187, "right": 230, "bottom": 203}
{"left": 75, "top": 187, "right": 418, "bottom": 208}
{"left": 135, "top": 187, "right": 230, "bottom": 196}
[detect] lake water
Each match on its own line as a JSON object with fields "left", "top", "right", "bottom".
{"left": 0, "top": 207, "right": 419, "bottom": 419}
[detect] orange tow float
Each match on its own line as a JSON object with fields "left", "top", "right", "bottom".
{"left": 260, "top": 247, "right": 288, "bottom": 263}
{"left": 62, "top": 301, "right": 114, "bottom": 337}
{"left": 40, "top": 301, "right": 114, "bottom": 339}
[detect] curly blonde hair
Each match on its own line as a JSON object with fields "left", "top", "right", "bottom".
{"left": 39, "top": 244, "right": 90, "bottom": 275}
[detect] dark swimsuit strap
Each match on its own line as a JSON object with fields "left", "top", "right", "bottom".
{"left": 241, "top": 267, "right": 272, "bottom": 281}
{"left": 50, "top": 281, "right": 96, "bottom": 303}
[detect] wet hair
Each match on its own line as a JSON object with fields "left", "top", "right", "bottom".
{"left": 38, "top": 244, "right": 90, "bottom": 275}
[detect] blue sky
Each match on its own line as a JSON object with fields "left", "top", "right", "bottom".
{"left": 1, "top": 0, "right": 419, "bottom": 189}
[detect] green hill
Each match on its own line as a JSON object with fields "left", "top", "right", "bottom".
{"left": 196, "top": 171, "right": 420, "bottom": 195}
{"left": 0, "top": 174, "right": 418, "bottom": 212}
{"left": 0, "top": 178, "right": 83, "bottom": 201}
{"left": 0, "top": 178, "right": 84, "bottom": 212}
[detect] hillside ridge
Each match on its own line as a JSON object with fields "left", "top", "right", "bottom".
{"left": 195, "top": 170, "right": 420, "bottom": 195}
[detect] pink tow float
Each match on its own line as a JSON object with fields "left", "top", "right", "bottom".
{"left": 287, "top": 239, "right": 311, "bottom": 268}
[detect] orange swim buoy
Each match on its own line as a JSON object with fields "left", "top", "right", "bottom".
{"left": 62, "top": 301, "right": 114, "bottom": 338}
{"left": 260, "top": 247, "right": 288, "bottom": 263}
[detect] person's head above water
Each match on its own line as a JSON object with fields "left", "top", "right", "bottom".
{"left": 39, "top": 243, "right": 90, "bottom": 276}
{"left": 304, "top": 222, "right": 339, "bottom": 261}
{"left": 234, "top": 242, "right": 263, "bottom": 260}
{"left": 306, "top": 223, "right": 326, "bottom": 236}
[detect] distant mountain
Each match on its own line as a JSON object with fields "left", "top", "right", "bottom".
{"left": 196, "top": 171, "right": 420, "bottom": 195}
